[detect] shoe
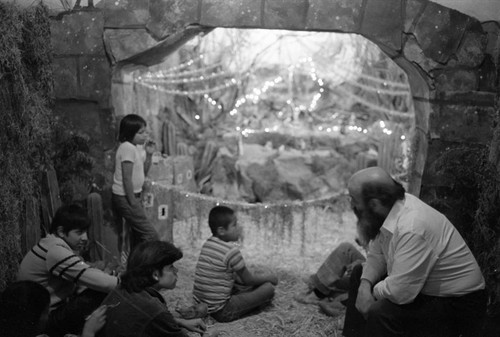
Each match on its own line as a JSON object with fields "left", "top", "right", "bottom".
{"left": 301, "top": 275, "right": 315, "bottom": 290}
{"left": 318, "top": 298, "right": 345, "bottom": 317}
{"left": 176, "top": 302, "right": 208, "bottom": 319}
{"left": 294, "top": 289, "right": 321, "bottom": 305}
{"left": 336, "top": 293, "right": 349, "bottom": 307}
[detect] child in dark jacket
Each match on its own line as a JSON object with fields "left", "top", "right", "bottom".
{"left": 98, "top": 241, "right": 208, "bottom": 337}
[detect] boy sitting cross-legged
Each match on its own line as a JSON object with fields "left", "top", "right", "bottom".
{"left": 193, "top": 206, "right": 278, "bottom": 322}
{"left": 18, "top": 204, "right": 118, "bottom": 337}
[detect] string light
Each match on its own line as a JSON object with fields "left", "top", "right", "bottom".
{"left": 335, "top": 85, "right": 411, "bottom": 117}
{"left": 143, "top": 55, "right": 209, "bottom": 78}
{"left": 136, "top": 53, "right": 408, "bottom": 140}
{"left": 139, "top": 71, "right": 230, "bottom": 84}
{"left": 230, "top": 58, "right": 326, "bottom": 136}
{"left": 136, "top": 80, "right": 240, "bottom": 96}
{"left": 150, "top": 64, "right": 223, "bottom": 79}
{"left": 334, "top": 64, "right": 411, "bottom": 90}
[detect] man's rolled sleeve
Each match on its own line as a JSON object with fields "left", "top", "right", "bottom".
{"left": 361, "top": 239, "right": 386, "bottom": 285}
{"left": 372, "top": 232, "right": 436, "bottom": 304}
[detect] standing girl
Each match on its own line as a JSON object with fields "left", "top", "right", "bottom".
{"left": 112, "top": 114, "right": 159, "bottom": 264}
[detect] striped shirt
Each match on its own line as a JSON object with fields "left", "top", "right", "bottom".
{"left": 193, "top": 236, "right": 245, "bottom": 313}
{"left": 17, "top": 234, "right": 117, "bottom": 310}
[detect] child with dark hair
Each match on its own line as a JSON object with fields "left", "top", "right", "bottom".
{"left": 112, "top": 114, "right": 159, "bottom": 264}
{"left": 0, "top": 280, "right": 106, "bottom": 337}
{"left": 98, "top": 241, "right": 209, "bottom": 337}
{"left": 0, "top": 280, "right": 50, "bottom": 337}
{"left": 193, "top": 206, "right": 278, "bottom": 322}
{"left": 18, "top": 204, "right": 118, "bottom": 337}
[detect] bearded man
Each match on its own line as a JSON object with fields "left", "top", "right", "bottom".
{"left": 343, "top": 167, "right": 486, "bottom": 337}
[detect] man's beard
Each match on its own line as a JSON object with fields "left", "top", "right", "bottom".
{"left": 353, "top": 204, "right": 386, "bottom": 241}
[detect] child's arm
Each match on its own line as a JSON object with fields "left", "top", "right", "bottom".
{"left": 235, "top": 266, "right": 278, "bottom": 286}
{"left": 47, "top": 245, "right": 118, "bottom": 292}
{"left": 144, "top": 141, "right": 155, "bottom": 176}
{"left": 122, "top": 161, "right": 141, "bottom": 206}
{"left": 174, "top": 317, "right": 206, "bottom": 335}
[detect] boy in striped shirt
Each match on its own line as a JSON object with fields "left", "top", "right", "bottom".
{"left": 18, "top": 204, "right": 118, "bottom": 337}
{"left": 192, "top": 206, "right": 278, "bottom": 322}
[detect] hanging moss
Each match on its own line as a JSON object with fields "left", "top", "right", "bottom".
{"left": 52, "top": 128, "right": 95, "bottom": 204}
{"left": 0, "top": 3, "right": 53, "bottom": 290}
{"left": 430, "top": 146, "right": 500, "bottom": 307}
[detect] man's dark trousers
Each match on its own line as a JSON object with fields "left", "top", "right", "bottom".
{"left": 342, "top": 264, "right": 487, "bottom": 337}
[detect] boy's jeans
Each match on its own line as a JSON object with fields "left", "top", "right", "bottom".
{"left": 310, "top": 242, "right": 365, "bottom": 296}
{"left": 211, "top": 282, "right": 275, "bottom": 322}
{"left": 45, "top": 289, "right": 106, "bottom": 337}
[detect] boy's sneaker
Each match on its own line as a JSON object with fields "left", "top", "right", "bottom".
{"left": 301, "top": 275, "right": 315, "bottom": 290}
{"left": 318, "top": 298, "right": 345, "bottom": 317}
{"left": 336, "top": 293, "right": 349, "bottom": 307}
{"left": 294, "top": 288, "right": 321, "bottom": 305}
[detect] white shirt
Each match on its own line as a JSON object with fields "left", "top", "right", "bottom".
{"left": 361, "top": 193, "right": 485, "bottom": 305}
{"left": 112, "top": 142, "right": 145, "bottom": 196}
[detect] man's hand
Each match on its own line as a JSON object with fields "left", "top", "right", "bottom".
{"left": 345, "top": 259, "right": 364, "bottom": 277}
{"left": 355, "top": 279, "right": 376, "bottom": 318}
{"left": 176, "top": 318, "right": 206, "bottom": 334}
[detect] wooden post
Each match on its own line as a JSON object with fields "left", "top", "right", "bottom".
{"left": 87, "top": 192, "right": 104, "bottom": 262}
{"left": 40, "top": 167, "right": 61, "bottom": 232}
{"left": 21, "top": 197, "right": 41, "bottom": 255}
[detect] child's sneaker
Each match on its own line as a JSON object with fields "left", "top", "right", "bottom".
{"left": 318, "top": 298, "right": 345, "bottom": 317}
{"left": 294, "top": 288, "right": 321, "bottom": 305}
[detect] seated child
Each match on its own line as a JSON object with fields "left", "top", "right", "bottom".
{"left": 0, "top": 280, "right": 106, "bottom": 337}
{"left": 98, "top": 240, "right": 210, "bottom": 337}
{"left": 193, "top": 206, "right": 278, "bottom": 322}
{"left": 18, "top": 204, "right": 118, "bottom": 337}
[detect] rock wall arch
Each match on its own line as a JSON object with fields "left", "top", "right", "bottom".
{"left": 50, "top": 0, "right": 499, "bottom": 204}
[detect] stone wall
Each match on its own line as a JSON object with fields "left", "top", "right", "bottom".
{"left": 50, "top": 0, "right": 499, "bottom": 229}
{"left": 146, "top": 183, "right": 354, "bottom": 263}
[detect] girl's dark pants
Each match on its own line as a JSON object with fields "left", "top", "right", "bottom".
{"left": 112, "top": 193, "right": 159, "bottom": 252}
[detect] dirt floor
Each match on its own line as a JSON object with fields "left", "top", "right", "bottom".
{"left": 162, "top": 210, "right": 359, "bottom": 337}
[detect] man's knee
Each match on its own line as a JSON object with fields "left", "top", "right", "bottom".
{"left": 365, "top": 300, "right": 388, "bottom": 322}
{"left": 365, "top": 299, "right": 398, "bottom": 333}
{"left": 337, "top": 242, "right": 356, "bottom": 252}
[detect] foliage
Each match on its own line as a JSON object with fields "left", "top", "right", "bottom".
{"left": 0, "top": 2, "right": 53, "bottom": 290}
{"left": 431, "top": 146, "right": 500, "bottom": 305}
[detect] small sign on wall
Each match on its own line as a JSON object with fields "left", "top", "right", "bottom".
{"left": 176, "top": 173, "right": 184, "bottom": 184}
{"left": 158, "top": 204, "right": 168, "bottom": 220}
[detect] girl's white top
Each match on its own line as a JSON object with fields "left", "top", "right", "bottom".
{"left": 112, "top": 141, "right": 145, "bottom": 195}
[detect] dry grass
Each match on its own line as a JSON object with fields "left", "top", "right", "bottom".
{"left": 163, "top": 209, "right": 358, "bottom": 337}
